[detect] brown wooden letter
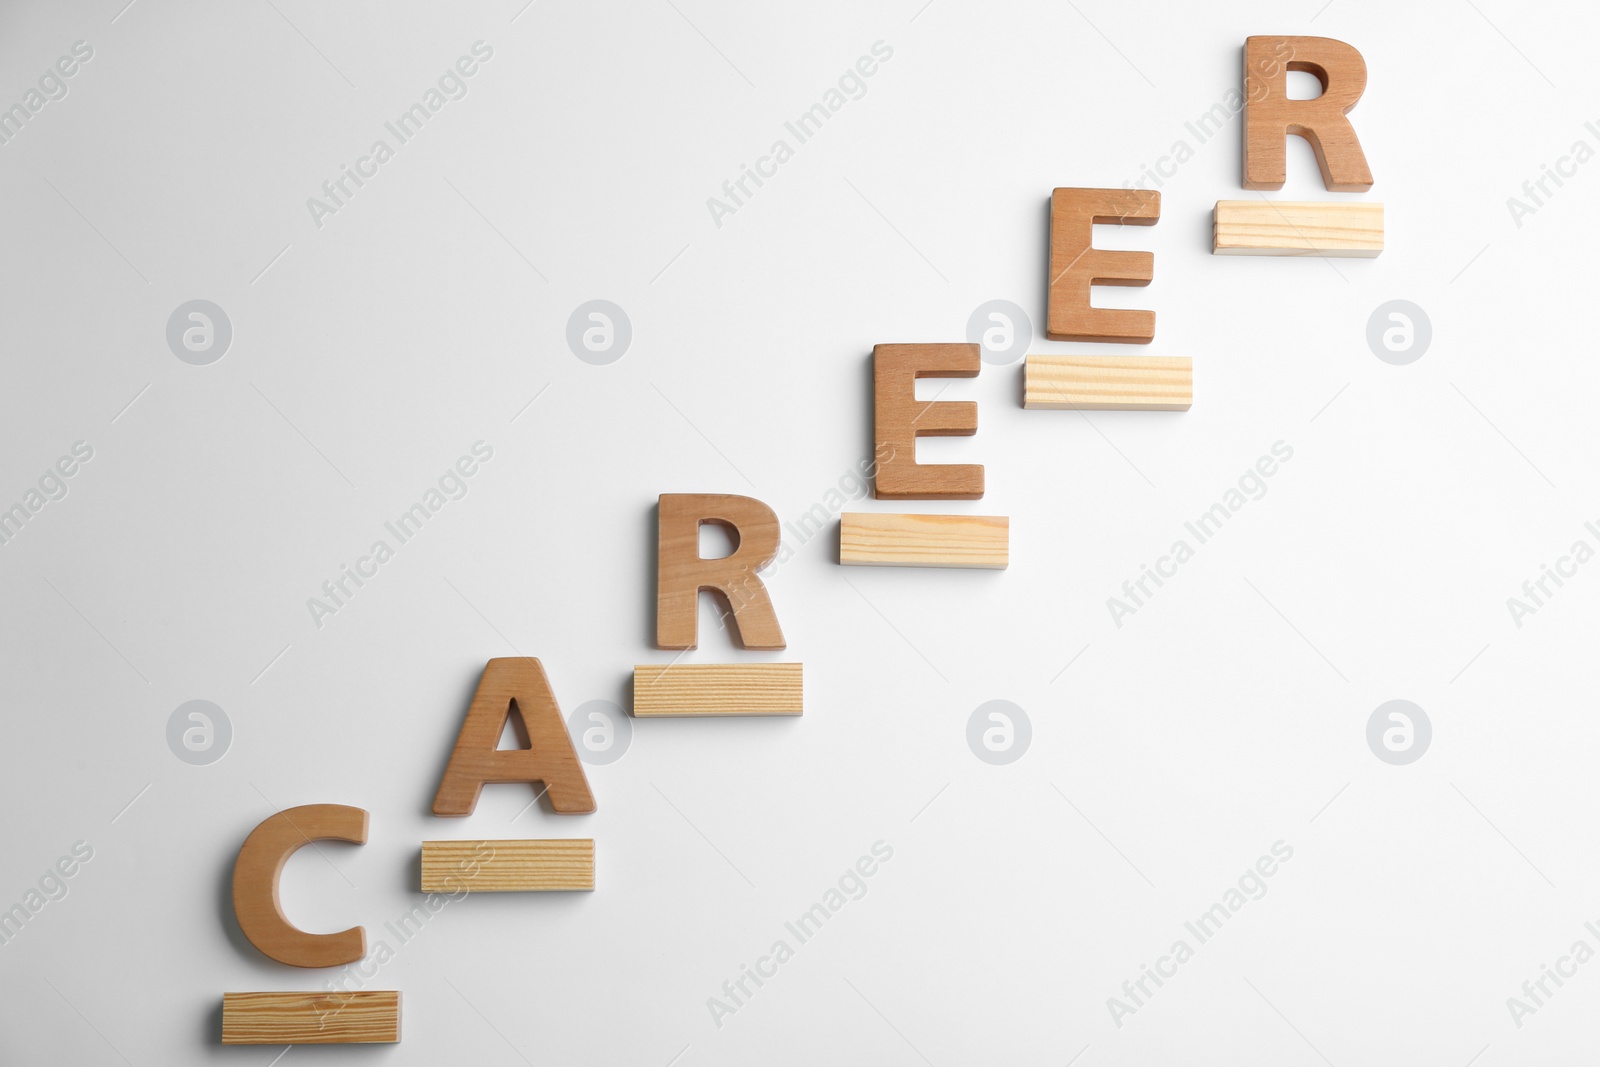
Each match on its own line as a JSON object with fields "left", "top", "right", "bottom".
{"left": 1243, "top": 35, "right": 1373, "bottom": 192}
{"left": 657, "top": 493, "right": 785, "bottom": 650}
{"left": 232, "top": 804, "right": 368, "bottom": 968}
{"left": 1047, "top": 189, "right": 1159, "bottom": 344}
{"left": 432, "top": 658, "right": 596, "bottom": 816}
{"left": 872, "top": 343, "right": 983, "bottom": 499}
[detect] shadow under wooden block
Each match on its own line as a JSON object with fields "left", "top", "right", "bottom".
{"left": 221, "top": 990, "right": 400, "bottom": 1045}
{"left": 1213, "top": 200, "right": 1383, "bottom": 257}
{"left": 1023, "top": 355, "right": 1191, "bottom": 411}
{"left": 421, "top": 839, "right": 594, "bottom": 892}
{"left": 632, "top": 663, "right": 802, "bottom": 717}
{"left": 839, "top": 513, "right": 1009, "bottom": 569}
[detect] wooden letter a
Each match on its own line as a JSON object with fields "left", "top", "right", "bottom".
{"left": 432, "top": 658, "right": 596, "bottom": 816}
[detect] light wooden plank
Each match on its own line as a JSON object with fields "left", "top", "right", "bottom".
{"left": 1023, "top": 355, "right": 1191, "bottom": 411}
{"left": 1213, "top": 200, "right": 1382, "bottom": 257}
{"left": 632, "top": 663, "right": 802, "bottom": 717}
{"left": 839, "top": 513, "right": 1009, "bottom": 569}
{"left": 420, "top": 839, "right": 595, "bottom": 892}
{"left": 221, "top": 991, "right": 400, "bottom": 1045}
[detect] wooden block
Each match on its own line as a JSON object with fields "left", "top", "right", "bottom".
{"left": 221, "top": 991, "right": 400, "bottom": 1045}
{"left": 1048, "top": 188, "right": 1159, "bottom": 344}
{"left": 839, "top": 513, "right": 1008, "bottom": 569}
{"left": 658, "top": 493, "right": 786, "bottom": 650}
{"left": 633, "top": 663, "right": 802, "bottom": 717}
{"left": 232, "top": 804, "right": 368, "bottom": 969}
{"left": 1023, "top": 355, "right": 1192, "bottom": 411}
{"left": 873, "top": 343, "right": 983, "bottom": 500}
{"left": 1244, "top": 36, "right": 1372, "bottom": 192}
{"left": 1213, "top": 200, "right": 1382, "bottom": 257}
{"left": 421, "top": 839, "right": 594, "bottom": 892}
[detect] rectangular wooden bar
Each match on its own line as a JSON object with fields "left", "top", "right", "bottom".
{"left": 1213, "top": 200, "right": 1383, "bottom": 257}
{"left": 1023, "top": 355, "right": 1192, "bottom": 411}
{"left": 632, "top": 662, "right": 802, "bottom": 717}
{"left": 221, "top": 991, "right": 400, "bottom": 1045}
{"left": 421, "top": 839, "right": 594, "bottom": 892}
{"left": 839, "top": 512, "right": 1009, "bottom": 569}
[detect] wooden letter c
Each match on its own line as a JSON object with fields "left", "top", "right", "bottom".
{"left": 232, "top": 804, "right": 368, "bottom": 968}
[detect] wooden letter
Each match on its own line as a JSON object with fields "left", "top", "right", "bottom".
{"left": 657, "top": 493, "right": 786, "bottom": 650}
{"left": 432, "top": 658, "right": 596, "bottom": 816}
{"left": 420, "top": 839, "right": 595, "bottom": 892}
{"left": 1213, "top": 200, "right": 1382, "bottom": 257}
{"left": 222, "top": 990, "right": 400, "bottom": 1044}
{"left": 232, "top": 804, "right": 368, "bottom": 969}
{"left": 633, "top": 663, "right": 802, "bottom": 716}
{"left": 1047, "top": 188, "right": 1159, "bottom": 344}
{"left": 1023, "top": 355, "right": 1193, "bottom": 410}
{"left": 1244, "top": 36, "right": 1372, "bottom": 192}
{"left": 873, "top": 343, "right": 983, "bottom": 500}
{"left": 839, "top": 513, "right": 1009, "bottom": 569}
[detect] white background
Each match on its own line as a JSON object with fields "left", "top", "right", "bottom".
{"left": 1, "top": 0, "right": 1596, "bottom": 1063}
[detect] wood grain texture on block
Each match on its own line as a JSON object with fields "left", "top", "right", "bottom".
{"left": 1213, "top": 200, "right": 1382, "bottom": 257}
{"left": 221, "top": 991, "right": 400, "bottom": 1045}
{"left": 1023, "top": 355, "right": 1192, "bottom": 411}
{"left": 420, "top": 839, "right": 595, "bottom": 892}
{"left": 632, "top": 663, "right": 802, "bottom": 717}
{"left": 839, "top": 513, "right": 1008, "bottom": 569}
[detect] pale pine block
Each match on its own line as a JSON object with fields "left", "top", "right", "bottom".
{"left": 632, "top": 663, "right": 802, "bottom": 717}
{"left": 839, "top": 513, "right": 1009, "bottom": 569}
{"left": 221, "top": 991, "right": 400, "bottom": 1045}
{"left": 1023, "top": 355, "right": 1191, "bottom": 411}
{"left": 420, "top": 839, "right": 594, "bottom": 892}
{"left": 1213, "top": 199, "right": 1383, "bottom": 257}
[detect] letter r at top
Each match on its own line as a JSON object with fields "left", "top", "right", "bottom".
{"left": 1242, "top": 35, "right": 1373, "bottom": 192}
